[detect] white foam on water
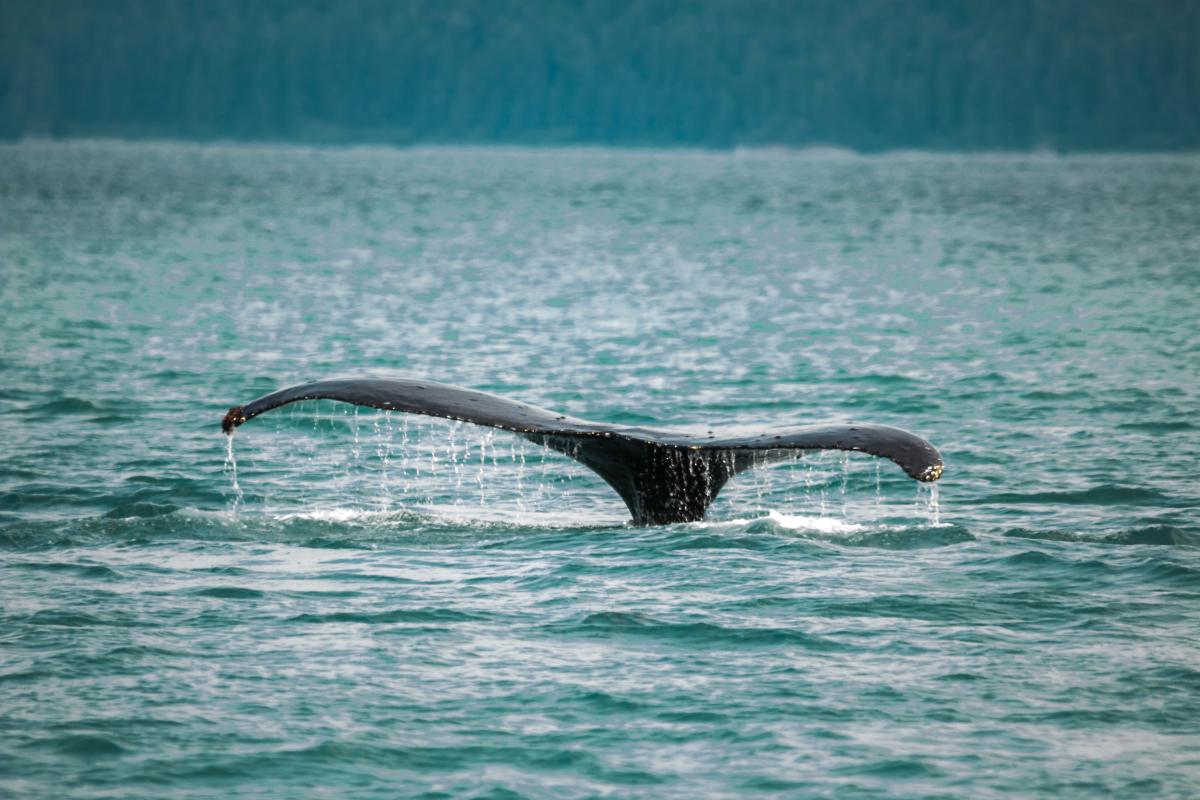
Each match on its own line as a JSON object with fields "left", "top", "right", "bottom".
{"left": 713, "top": 510, "right": 866, "bottom": 533}
{"left": 416, "top": 504, "right": 625, "bottom": 529}
{"left": 270, "top": 503, "right": 625, "bottom": 529}
{"left": 764, "top": 510, "right": 866, "bottom": 533}
{"left": 273, "top": 507, "right": 372, "bottom": 523}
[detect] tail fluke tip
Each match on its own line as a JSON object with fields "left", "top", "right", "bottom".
{"left": 222, "top": 406, "right": 246, "bottom": 435}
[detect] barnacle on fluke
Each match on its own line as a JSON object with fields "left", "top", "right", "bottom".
{"left": 221, "top": 377, "right": 943, "bottom": 525}
{"left": 220, "top": 406, "right": 247, "bottom": 434}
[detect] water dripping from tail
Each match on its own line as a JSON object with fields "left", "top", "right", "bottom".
{"left": 223, "top": 432, "right": 243, "bottom": 513}
{"left": 373, "top": 410, "right": 394, "bottom": 512}
{"left": 916, "top": 481, "right": 941, "bottom": 526}
{"left": 875, "top": 461, "right": 882, "bottom": 509}
{"left": 476, "top": 430, "right": 495, "bottom": 507}
{"left": 840, "top": 452, "right": 850, "bottom": 516}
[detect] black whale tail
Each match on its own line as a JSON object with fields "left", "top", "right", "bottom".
{"left": 221, "top": 378, "right": 943, "bottom": 525}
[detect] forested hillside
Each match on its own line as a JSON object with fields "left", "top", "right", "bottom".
{"left": 2, "top": 0, "right": 1197, "bottom": 150}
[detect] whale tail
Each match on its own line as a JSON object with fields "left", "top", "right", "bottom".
{"left": 533, "top": 433, "right": 742, "bottom": 524}
{"left": 221, "top": 378, "right": 942, "bottom": 525}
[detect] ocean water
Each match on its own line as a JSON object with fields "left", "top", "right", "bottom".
{"left": 1, "top": 141, "right": 1199, "bottom": 798}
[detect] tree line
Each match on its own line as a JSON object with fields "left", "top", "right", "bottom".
{"left": 1, "top": 0, "right": 1197, "bottom": 150}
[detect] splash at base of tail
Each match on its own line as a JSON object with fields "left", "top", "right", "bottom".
{"left": 221, "top": 378, "right": 943, "bottom": 525}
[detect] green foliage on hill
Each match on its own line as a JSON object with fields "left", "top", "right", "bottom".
{"left": 2, "top": 0, "right": 1197, "bottom": 149}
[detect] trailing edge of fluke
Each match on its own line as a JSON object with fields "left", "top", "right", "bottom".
{"left": 221, "top": 378, "right": 943, "bottom": 525}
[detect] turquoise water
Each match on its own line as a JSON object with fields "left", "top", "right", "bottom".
{"left": 2, "top": 141, "right": 1199, "bottom": 798}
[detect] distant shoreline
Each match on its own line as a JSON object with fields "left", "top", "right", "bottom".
{"left": 3, "top": 136, "right": 1198, "bottom": 159}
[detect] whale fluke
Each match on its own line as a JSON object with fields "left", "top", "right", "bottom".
{"left": 221, "top": 378, "right": 943, "bottom": 525}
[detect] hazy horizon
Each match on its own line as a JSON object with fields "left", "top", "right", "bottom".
{"left": 7, "top": 136, "right": 1200, "bottom": 158}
